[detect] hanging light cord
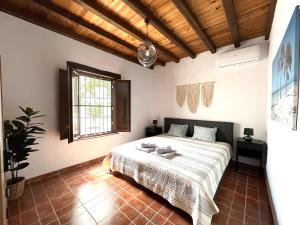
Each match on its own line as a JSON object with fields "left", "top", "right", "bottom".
{"left": 146, "top": 23, "right": 148, "bottom": 39}
{"left": 145, "top": 18, "right": 150, "bottom": 40}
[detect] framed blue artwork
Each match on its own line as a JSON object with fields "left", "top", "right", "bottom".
{"left": 271, "top": 6, "right": 300, "bottom": 130}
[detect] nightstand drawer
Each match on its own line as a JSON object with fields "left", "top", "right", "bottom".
{"left": 145, "top": 126, "right": 162, "bottom": 137}
{"left": 146, "top": 127, "right": 156, "bottom": 132}
{"left": 236, "top": 137, "right": 267, "bottom": 178}
{"left": 237, "top": 141, "right": 264, "bottom": 151}
{"left": 237, "top": 148, "right": 262, "bottom": 159}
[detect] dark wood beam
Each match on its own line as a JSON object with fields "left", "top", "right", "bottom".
{"left": 74, "top": 0, "right": 179, "bottom": 63}
{"left": 123, "top": 0, "right": 196, "bottom": 58}
{"left": 154, "top": 59, "right": 165, "bottom": 67}
{"left": 222, "top": 0, "right": 240, "bottom": 48}
{"left": 32, "top": 0, "right": 165, "bottom": 67}
{"left": 33, "top": 0, "right": 135, "bottom": 52}
{"left": 0, "top": 1, "right": 144, "bottom": 67}
{"left": 171, "top": 0, "right": 216, "bottom": 54}
{"left": 265, "top": 0, "right": 277, "bottom": 40}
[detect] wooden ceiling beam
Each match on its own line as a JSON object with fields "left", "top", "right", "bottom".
{"left": 171, "top": 0, "right": 216, "bottom": 54}
{"left": 32, "top": 0, "right": 165, "bottom": 67}
{"left": 123, "top": 0, "right": 196, "bottom": 58}
{"left": 222, "top": 0, "right": 240, "bottom": 48}
{"left": 32, "top": 0, "right": 134, "bottom": 52}
{"left": 265, "top": 0, "right": 277, "bottom": 40}
{"left": 0, "top": 1, "right": 147, "bottom": 68}
{"left": 156, "top": 59, "right": 166, "bottom": 67}
{"left": 74, "top": 0, "right": 179, "bottom": 63}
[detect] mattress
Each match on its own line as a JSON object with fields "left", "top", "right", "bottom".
{"left": 108, "top": 134, "right": 232, "bottom": 225}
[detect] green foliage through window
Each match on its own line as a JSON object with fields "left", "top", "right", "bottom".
{"left": 72, "top": 74, "right": 112, "bottom": 137}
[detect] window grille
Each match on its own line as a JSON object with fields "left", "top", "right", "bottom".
{"left": 72, "top": 74, "right": 112, "bottom": 139}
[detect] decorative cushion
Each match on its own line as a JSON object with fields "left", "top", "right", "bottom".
{"left": 167, "top": 124, "right": 188, "bottom": 137}
{"left": 192, "top": 126, "right": 217, "bottom": 142}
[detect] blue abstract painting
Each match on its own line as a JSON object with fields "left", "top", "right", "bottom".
{"left": 271, "top": 7, "right": 300, "bottom": 130}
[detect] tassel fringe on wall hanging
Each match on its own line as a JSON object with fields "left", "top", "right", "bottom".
{"left": 176, "top": 86, "right": 187, "bottom": 107}
{"left": 176, "top": 82, "right": 215, "bottom": 113}
{"left": 187, "top": 84, "right": 200, "bottom": 113}
{"left": 201, "top": 82, "right": 214, "bottom": 107}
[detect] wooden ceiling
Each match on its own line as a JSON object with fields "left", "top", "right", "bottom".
{"left": 0, "top": 0, "right": 276, "bottom": 68}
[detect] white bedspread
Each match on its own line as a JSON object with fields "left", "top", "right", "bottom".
{"left": 109, "top": 134, "right": 232, "bottom": 225}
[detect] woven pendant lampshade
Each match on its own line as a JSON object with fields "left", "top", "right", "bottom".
{"left": 137, "top": 18, "right": 157, "bottom": 67}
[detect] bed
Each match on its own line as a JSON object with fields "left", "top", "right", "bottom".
{"left": 107, "top": 118, "right": 234, "bottom": 225}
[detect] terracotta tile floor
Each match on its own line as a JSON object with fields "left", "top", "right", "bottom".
{"left": 7, "top": 162, "right": 274, "bottom": 225}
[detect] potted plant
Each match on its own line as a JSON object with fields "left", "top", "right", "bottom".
{"left": 4, "top": 107, "right": 45, "bottom": 200}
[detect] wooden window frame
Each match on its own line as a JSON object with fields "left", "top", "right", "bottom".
{"left": 67, "top": 61, "right": 121, "bottom": 143}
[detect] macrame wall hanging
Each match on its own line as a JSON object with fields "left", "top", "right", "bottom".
{"left": 201, "top": 82, "right": 214, "bottom": 107}
{"left": 176, "top": 81, "right": 215, "bottom": 113}
{"left": 176, "top": 86, "right": 187, "bottom": 107}
{"left": 187, "top": 84, "right": 200, "bottom": 113}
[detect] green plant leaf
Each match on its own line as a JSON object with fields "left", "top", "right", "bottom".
{"left": 27, "top": 149, "right": 38, "bottom": 152}
{"left": 28, "top": 123, "right": 44, "bottom": 126}
{"left": 26, "top": 138, "right": 36, "bottom": 144}
{"left": 12, "top": 163, "right": 29, "bottom": 171}
{"left": 25, "top": 107, "right": 33, "bottom": 116}
{"left": 4, "top": 120, "right": 13, "bottom": 134}
{"left": 12, "top": 120, "right": 25, "bottom": 129}
{"left": 29, "top": 126, "right": 46, "bottom": 132}
{"left": 28, "top": 131, "right": 45, "bottom": 135}
{"left": 30, "top": 111, "right": 40, "bottom": 116}
{"left": 19, "top": 106, "right": 27, "bottom": 115}
{"left": 4, "top": 120, "right": 12, "bottom": 128}
{"left": 16, "top": 116, "right": 30, "bottom": 123}
{"left": 13, "top": 156, "right": 28, "bottom": 162}
{"left": 31, "top": 115, "right": 46, "bottom": 119}
{"left": 13, "top": 155, "right": 29, "bottom": 161}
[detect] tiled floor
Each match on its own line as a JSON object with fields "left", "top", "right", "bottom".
{"left": 7, "top": 162, "right": 274, "bottom": 225}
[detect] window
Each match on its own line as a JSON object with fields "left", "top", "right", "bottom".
{"left": 59, "top": 62, "right": 131, "bottom": 143}
{"left": 72, "top": 74, "right": 112, "bottom": 139}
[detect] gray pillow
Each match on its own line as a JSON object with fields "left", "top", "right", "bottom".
{"left": 167, "top": 124, "right": 188, "bottom": 137}
{"left": 192, "top": 126, "right": 217, "bottom": 142}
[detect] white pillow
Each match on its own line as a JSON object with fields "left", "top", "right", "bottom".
{"left": 167, "top": 124, "right": 188, "bottom": 137}
{"left": 192, "top": 126, "right": 217, "bottom": 142}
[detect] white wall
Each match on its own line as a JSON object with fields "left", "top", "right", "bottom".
{"left": 266, "top": 1, "right": 300, "bottom": 225}
{"left": 0, "top": 12, "right": 154, "bottom": 179}
{"left": 151, "top": 37, "right": 269, "bottom": 162}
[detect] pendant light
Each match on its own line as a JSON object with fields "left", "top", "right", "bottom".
{"left": 137, "top": 18, "right": 157, "bottom": 67}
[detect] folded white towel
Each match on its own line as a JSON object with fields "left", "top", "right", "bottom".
{"left": 151, "top": 150, "right": 176, "bottom": 159}
{"left": 141, "top": 143, "right": 157, "bottom": 148}
{"left": 136, "top": 147, "right": 155, "bottom": 153}
{"left": 155, "top": 146, "right": 173, "bottom": 154}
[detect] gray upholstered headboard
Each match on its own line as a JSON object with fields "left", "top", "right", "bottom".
{"left": 164, "top": 117, "right": 234, "bottom": 147}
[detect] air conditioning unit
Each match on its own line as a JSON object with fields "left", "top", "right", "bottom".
{"left": 216, "top": 45, "right": 261, "bottom": 68}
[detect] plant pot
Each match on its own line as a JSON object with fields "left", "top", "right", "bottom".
{"left": 7, "top": 177, "right": 25, "bottom": 200}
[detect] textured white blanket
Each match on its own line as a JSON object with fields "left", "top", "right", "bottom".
{"left": 109, "top": 135, "right": 232, "bottom": 225}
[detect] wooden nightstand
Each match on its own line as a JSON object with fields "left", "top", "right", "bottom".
{"left": 145, "top": 126, "right": 162, "bottom": 137}
{"left": 236, "top": 137, "right": 267, "bottom": 177}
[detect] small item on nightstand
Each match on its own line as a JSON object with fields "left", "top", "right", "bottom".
{"left": 153, "top": 120, "right": 158, "bottom": 127}
{"left": 243, "top": 128, "right": 254, "bottom": 141}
